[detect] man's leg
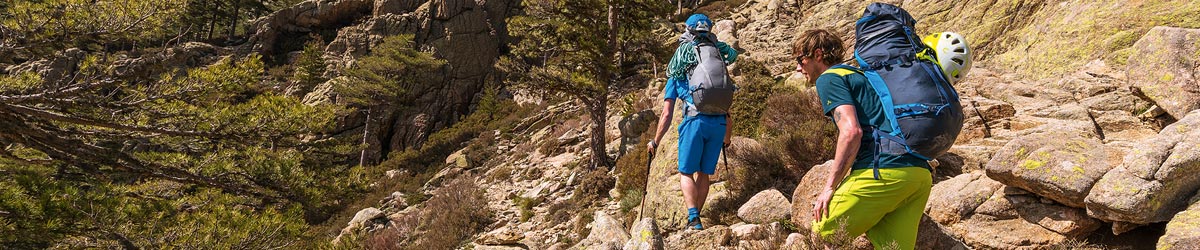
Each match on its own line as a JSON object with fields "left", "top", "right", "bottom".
{"left": 680, "top": 172, "right": 700, "bottom": 209}
{"left": 676, "top": 118, "right": 705, "bottom": 229}
{"left": 694, "top": 173, "right": 710, "bottom": 211}
{"left": 679, "top": 172, "right": 704, "bottom": 229}
{"left": 864, "top": 167, "right": 932, "bottom": 250}
{"left": 813, "top": 168, "right": 916, "bottom": 246}
{"left": 694, "top": 115, "right": 724, "bottom": 213}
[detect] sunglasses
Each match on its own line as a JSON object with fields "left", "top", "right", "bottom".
{"left": 795, "top": 54, "right": 812, "bottom": 64}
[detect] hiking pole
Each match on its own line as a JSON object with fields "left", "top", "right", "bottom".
{"left": 721, "top": 143, "right": 729, "bottom": 177}
{"left": 638, "top": 150, "right": 654, "bottom": 220}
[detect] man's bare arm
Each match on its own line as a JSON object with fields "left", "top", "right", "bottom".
{"left": 649, "top": 99, "right": 676, "bottom": 153}
{"left": 813, "top": 105, "right": 863, "bottom": 220}
{"left": 826, "top": 105, "right": 862, "bottom": 189}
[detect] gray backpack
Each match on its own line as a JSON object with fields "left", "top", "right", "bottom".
{"left": 682, "top": 32, "right": 736, "bottom": 116}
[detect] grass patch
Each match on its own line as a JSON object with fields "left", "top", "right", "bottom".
{"left": 1047, "top": 239, "right": 1107, "bottom": 250}
{"left": 513, "top": 196, "right": 541, "bottom": 222}
{"left": 486, "top": 165, "right": 514, "bottom": 183}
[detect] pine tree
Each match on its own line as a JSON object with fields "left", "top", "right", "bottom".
{"left": 500, "top": 0, "right": 668, "bottom": 169}
{"left": 0, "top": 52, "right": 362, "bottom": 247}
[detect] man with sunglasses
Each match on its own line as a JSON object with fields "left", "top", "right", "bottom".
{"left": 795, "top": 29, "right": 933, "bottom": 250}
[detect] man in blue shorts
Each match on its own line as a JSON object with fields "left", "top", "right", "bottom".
{"left": 647, "top": 13, "right": 737, "bottom": 230}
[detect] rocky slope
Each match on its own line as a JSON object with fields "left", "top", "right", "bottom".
{"left": 331, "top": 0, "right": 1200, "bottom": 249}
{"left": 247, "top": 0, "right": 518, "bottom": 164}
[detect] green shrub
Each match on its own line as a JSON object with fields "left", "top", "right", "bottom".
{"left": 338, "top": 34, "right": 445, "bottom": 107}
{"left": 487, "top": 165, "right": 514, "bottom": 182}
{"left": 361, "top": 201, "right": 419, "bottom": 249}
{"left": 289, "top": 34, "right": 329, "bottom": 94}
{"left": 725, "top": 138, "right": 787, "bottom": 195}
{"left": 572, "top": 168, "right": 615, "bottom": 206}
{"left": 614, "top": 130, "right": 653, "bottom": 198}
{"left": 760, "top": 88, "right": 837, "bottom": 170}
{"left": 464, "top": 135, "right": 498, "bottom": 168}
{"left": 729, "top": 59, "right": 781, "bottom": 137}
{"left": 410, "top": 177, "right": 492, "bottom": 249}
{"left": 513, "top": 196, "right": 541, "bottom": 222}
{"left": 619, "top": 189, "right": 644, "bottom": 214}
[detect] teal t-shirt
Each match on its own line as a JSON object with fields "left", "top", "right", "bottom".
{"left": 813, "top": 65, "right": 929, "bottom": 170}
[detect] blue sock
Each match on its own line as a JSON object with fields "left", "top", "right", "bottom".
{"left": 687, "top": 207, "right": 699, "bottom": 219}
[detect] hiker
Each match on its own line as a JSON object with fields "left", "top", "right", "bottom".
{"left": 797, "top": 28, "right": 932, "bottom": 250}
{"left": 798, "top": 4, "right": 968, "bottom": 248}
{"left": 647, "top": 13, "right": 738, "bottom": 231}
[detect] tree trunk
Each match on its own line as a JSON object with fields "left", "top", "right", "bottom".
{"left": 206, "top": 1, "right": 218, "bottom": 41}
{"left": 588, "top": 99, "right": 609, "bottom": 169}
{"left": 586, "top": 2, "right": 620, "bottom": 170}
{"left": 677, "top": 0, "right": 682, "bottom": 16}
{"left": 228, "top": 0, "right": 240, "bottom": 39}
{"left": 607, "top": 3, "right": 619, "bottom": 59}
{"left": 359, "top": 108, "right": 370, "bottom": 167}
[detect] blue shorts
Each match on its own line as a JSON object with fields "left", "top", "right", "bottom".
{"left": 677, "top": 115, "right": 727, "bottom": 175}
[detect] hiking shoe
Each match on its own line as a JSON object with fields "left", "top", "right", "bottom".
{"left": 686, "top": 217, "right": 703, "bottom": 230}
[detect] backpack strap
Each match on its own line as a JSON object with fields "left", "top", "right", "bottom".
{"left": 691, "top": 33, "right": 727, "bottom": 61}
{"left": 824, "top": 65, "right": 861, "bottom": 77}
{"left": 850, "top": 56, "right": 910, "bottom": 180}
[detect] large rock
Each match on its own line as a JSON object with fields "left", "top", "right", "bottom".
{"left": 247, "top": 0, "right": 374, "bottom": 54}
{"left": 926, "top": 172, "right": 1003, "bottom": 225}
{"left": 942, "top": 185, "right": 1100, "bottom": 249}
{"left": 781, "top": 233, "right": 809, "bottom": 249}
{"left": 623, "top": 218, "right": 664, "bottom": 250}
{"left": 332, "top": 207, "right": 388, "bottom": 243}
{"left": 712, "top": 19, "right": 738, "bottom": 48}
{"left": 4, "top": 48, "right": 84, "bottom": 86}
{"left": 476, "top": 225, "right": 524, "bottom": 245}
{"left": 108, "top": 42, "right": 229, "bottom": 81}
{"left": 729, "top": 222, "right": 787, "bottom": 241}
{"left": 573, "top": 211, "right": 630, "bottom": 249}
{"left": 373, "top": 0, "right": 424, "bottom": 16}
{"left": 928, "top": 173, "right": 1101, "bottom": 249}
{"left": 663, "top": 225, "right": 732, "bottom": 249}
{"left": 347, "top": 207, "right": 386, "bottom": 230}
{"left": 957, "top": 96, "right": 1016, "bottom": 143}
{"left": 984, "top": 131, "right": 1123, "bottom": 208}
{"left": 616, "top": 109, "right": 656, "bottom": 157}
{"left": 731, "top": 222, "right": 789, "bottom": 249}
{"left": 321, "top": 11, "right": 482, "bottom": 164}
{"left": 1087, "top": 110, "right": 1200, "bottom": 225}
{"left": 737, "top": 189, "right": 792, "bottom": 224}
{"left": 469, "top": 244, "right": 526, "bottom": 250}
{"left": 1159, "top": 201, "right": 1200, "bottom": 250}
{"left": 251, "top": 0, "right": 518, "bottom": 165}
{"left": 730, "top": 0, "right": 868, "bottom": 73}
{"left": 916, "top": 215, "right": 969, "bottom": 250}
{"left": 790, "top": 160, "right": 835, "bottom": 232}
{"left": 943, "top": 145, "right": 998, "bottom": 175}
{"left": 1126, "top": 26, "right": 1200, "bottom": 119}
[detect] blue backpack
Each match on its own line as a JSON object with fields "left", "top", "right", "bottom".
{"left": 848, "top": 3, "right": 964, "bottom": 179}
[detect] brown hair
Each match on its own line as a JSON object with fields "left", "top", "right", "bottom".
{"left": 792, "top": 29, "right": 846, "bottom": 65}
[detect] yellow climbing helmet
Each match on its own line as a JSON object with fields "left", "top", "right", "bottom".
{"left": 922, "top": 32, "right": 972, "bottom": 84}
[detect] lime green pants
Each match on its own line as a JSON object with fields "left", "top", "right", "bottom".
{"left": 812, "top": 167, "right": 932, "bottom": 250}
